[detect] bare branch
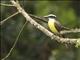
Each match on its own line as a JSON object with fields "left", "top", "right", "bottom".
{"left": 60, "top": 29, "right": 80, "bottom": 34}
{"left": 29, "top": 14, "right": 48, "bottom": 23}
{"left": 1, "top": 21, "right": 28, "bottom": 60}
{"left": 0, "top": 3, "right": 14, "bottom": 6}
{"left": 10, "top": 0, "right": 80, "bottom": 46}
{"left": 0, "top": 11, "right": 19, "bottom": 25}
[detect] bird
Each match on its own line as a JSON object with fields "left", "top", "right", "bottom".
{"left": 44, "top": 14, "right": 69, "bottom": 37}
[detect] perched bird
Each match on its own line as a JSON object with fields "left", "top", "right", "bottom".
{"left": 44, "top": 14, "right": 69, "bottom": 37}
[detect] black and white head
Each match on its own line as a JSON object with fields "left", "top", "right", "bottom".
{"left": 44, "top": 14, "right": 56, "bottom": 19}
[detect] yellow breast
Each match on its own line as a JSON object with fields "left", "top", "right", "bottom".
{"left": 48, "top": 20, "right": 58, "bottom": 33}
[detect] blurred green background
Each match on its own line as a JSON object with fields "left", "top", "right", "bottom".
{"left": 1, "top": 0, "right": 80, "bottom": 60}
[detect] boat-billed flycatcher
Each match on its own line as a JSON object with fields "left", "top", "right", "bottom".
{"left": 44, "top": 14, "right": 69, "bottom": 36}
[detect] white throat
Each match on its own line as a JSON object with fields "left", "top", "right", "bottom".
{"left": 48, "top": 18, "right": 55, "bottom": 22}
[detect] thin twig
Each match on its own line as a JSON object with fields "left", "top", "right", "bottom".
{"left": 0, "top": 3, "right": 14, "bottom": 6}
{"left": 1, "top": 21, "right": 27, "bottom": 60}
{"left": 0, "top": 11, "right": 19, "bottom": 25}
{"left": 29, "top": 14, "right": 48, "bottom": 23}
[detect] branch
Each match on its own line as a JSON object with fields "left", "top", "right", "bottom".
{"left": 1, "top": 21, "right": 28, "bottom": 60}
{"left": 29, "top": 14, "right": 48, "bottom": 23}
{"left": 10, "top": 0, "right": 80, "bottom": 46}
{"left": 0, "top": 3, "right": 14, "bottom": 6}
{"left": 60, "top": 28, "right": 80, "bottom": 34}
{"left": 0, "top": 11, "right": 19, "bottom": 25}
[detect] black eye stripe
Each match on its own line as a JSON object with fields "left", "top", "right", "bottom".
{"left": 49, "top": 16, "right": 56, "bottom": 18}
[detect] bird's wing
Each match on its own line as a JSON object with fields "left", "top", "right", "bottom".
{"left": 54, "top": 20, "right": 70, "bottom": 32}
{"left": 54, "top": 21, "right": 62, "bottom": 32}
